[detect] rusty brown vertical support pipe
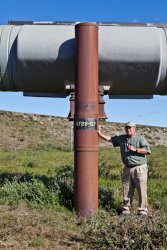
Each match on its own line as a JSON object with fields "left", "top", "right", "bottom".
{"left": 98, "top": 86, "right": 107, "bottom": 120}
{"left": 74, "top": 22, "right": 98, "bottom": 217}
{"left": 67, "top": 92, "right": 75, "bottom": 121}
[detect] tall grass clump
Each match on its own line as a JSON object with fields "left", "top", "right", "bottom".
{"left": 0, "top": 178, "right": 60, "bottom": 210}
{"left": 98, "top": 183, "right": 122, "bottom": 214}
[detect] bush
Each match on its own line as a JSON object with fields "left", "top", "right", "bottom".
{"left": 98, "top": 184, "right": 122, "bottom": 213}
{"left": 0, "top": 165, "right": 75, "bottom": 211}
{"left": 0, "top": 178, "right": 60, "bottom": 209}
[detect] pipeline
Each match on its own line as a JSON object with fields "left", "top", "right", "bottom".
{"left": 0, "top": 22, "right": 167, "bottom": 96}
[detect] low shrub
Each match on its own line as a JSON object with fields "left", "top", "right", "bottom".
{"left": 0, "top": 178, "right": 60, "bottom": 209}
{"left": 81, "top": 211, "right": 167, "bottom": 250}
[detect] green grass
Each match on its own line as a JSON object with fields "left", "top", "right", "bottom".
{"left": 0, "top": 147, "right": 73, "bottom": 176}
{"left": 0, "top": 144, "right": 167, "bottom": 249}
{"left": 0, "top": 145, "right": 167, "bottom": 212}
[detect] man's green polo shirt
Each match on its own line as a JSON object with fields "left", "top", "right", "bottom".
{"left": 111, "top": 132, "right": 151, "bottom": 167}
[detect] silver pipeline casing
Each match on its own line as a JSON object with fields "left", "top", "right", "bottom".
{"left": 0, "top": 22, "right": 167, "bottom": 97}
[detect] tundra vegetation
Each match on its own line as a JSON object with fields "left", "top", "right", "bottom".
{"left": 0, "top": 111, "right": 167, "bottom": 249}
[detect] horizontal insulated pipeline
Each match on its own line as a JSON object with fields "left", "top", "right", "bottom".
{"left": 0, "top": 23, "right": 167, "bottom": 96}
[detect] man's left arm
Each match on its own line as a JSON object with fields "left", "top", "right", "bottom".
{"left": 128, "top": 144, "right": 149, "bottom": 154}
{"left": 136, "top": 147, "right": 150, "bottom": 155}
{"left": 137, "top": 136, "right": 151, "bottom": 155}
{"left": 128, "top": 136, "right": 151, "bottom": 154}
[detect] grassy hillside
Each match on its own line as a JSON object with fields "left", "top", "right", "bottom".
{"left": 0, "top": 110, "right": 167, "bottom": 152}
{"left": 0, "top": 110, "right": 167, "bottom": 249}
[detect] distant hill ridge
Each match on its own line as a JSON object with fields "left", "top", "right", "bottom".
{"left": 0, "top": 110, "right": 166, "bottom": 151}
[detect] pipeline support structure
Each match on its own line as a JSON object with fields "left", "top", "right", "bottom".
{"left": 1, "top": 21, "right": 167, "bottom": 216}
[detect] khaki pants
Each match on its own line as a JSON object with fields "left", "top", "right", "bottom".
{"left": 122, "top": 164, "right": 148, "bottom": 212}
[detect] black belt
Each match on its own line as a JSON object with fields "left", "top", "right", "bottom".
{"left": 125, "top": 164, "right": 145, "bottom": 168}
{"left": 126, "top": 165, "right": 137, "bottom": 168}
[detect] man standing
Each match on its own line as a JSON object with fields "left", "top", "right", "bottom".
{"left": 98, "top": 121, "right": 151, "bottom": 216}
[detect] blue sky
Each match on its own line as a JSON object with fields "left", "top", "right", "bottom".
{"left": 0, "top": 0, "right": 167, "bottom": 127}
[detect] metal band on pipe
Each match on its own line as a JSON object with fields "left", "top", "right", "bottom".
{"left": 75, "top": 118, "right": 97, "bottom": 130}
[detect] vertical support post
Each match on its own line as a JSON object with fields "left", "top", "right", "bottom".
{"left": 74, "top": 23, "right": 98, "bottom": 217}
{"left": 67, "top": 91, "right": 75, "bottom": 121}
{"left": 98, "top": 86, "right": 107, "bottom": 120}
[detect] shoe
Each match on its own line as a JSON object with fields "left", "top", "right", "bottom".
{"left": 121, "top": 209, "right": 131, "bottom": 216}
{"left": 137, "top": 210, "right": 147, "bottom": 217}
